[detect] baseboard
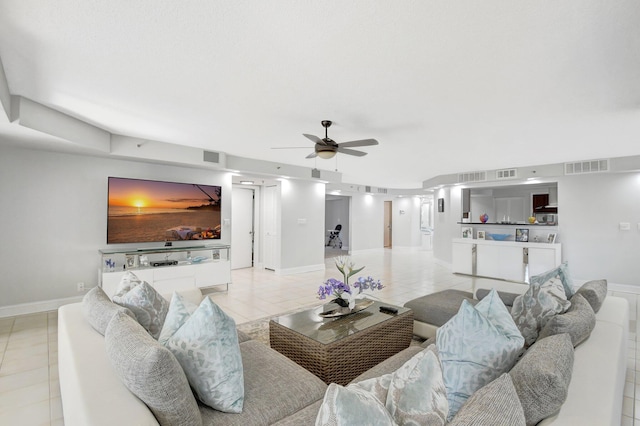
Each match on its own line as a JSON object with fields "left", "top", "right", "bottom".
{"left": 0, "top": 295, "right": 84, "bottom": 319}
{"left": 276, "top": 263, "right": 325, "bottom": 276}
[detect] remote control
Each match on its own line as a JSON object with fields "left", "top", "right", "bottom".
{"left": 379, "top": 306, "right": 398, "bottom": 314}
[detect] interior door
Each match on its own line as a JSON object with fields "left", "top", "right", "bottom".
{"left": 384, "top": 201, "right": 392, "bottom": 248}
{"left": 263, "top": 185, "right": 278, "bottom": 270}
{"left": 231, "top": 187, "right": 254, "bottom": 269}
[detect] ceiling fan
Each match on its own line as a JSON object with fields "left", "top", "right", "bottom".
{"left": 273, "top": 120, "right": 379, "bottom": 159}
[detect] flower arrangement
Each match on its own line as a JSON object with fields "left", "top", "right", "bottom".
{"left": 317, "top": 256, "right": 384, "bottom": 310}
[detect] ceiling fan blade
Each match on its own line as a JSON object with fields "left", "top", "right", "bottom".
{"left": 337, "top": 139, "right": 379, "bottom": 148}
{"left": 337, "top": 147, "right": 368, "bottom": 157}
{"left": 271, "top": 147, "right": 311, "bottom": 149}
{"left": 303, "top": 133, "right": 325, "bottom": 145}
{"left": 306, "top": 151, "right": 318, "bottom": 159}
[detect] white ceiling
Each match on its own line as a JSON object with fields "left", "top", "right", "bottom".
{"left": 1, "top": 1, "right": 639, "bottom": 188}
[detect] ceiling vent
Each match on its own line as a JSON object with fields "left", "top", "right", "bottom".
{"left": 458, "top": 171, "right": 487, "bottom": 183}
{"left": 496, "top": 168, "right": 518, "bottom": 180}
{"left": 203, "top": 150, "right": 220, "bottom": 164}
{"left": 377, "top": 188, "right": 388, "bottom": 194}
{"left": 311, "top": 168, "right": 321, "bottom": 179}
{"left": 565, "top": 159, "right": 609, "bottom": 175}
{"left": 365, "top": 186, "right": 372, "bottom": 193}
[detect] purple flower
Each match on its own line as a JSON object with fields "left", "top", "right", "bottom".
{"left": 317, "top": 278, "right": 352, "bottom": 300}
{"left": 352, "top": 276, "right": 384, "bottom": 294}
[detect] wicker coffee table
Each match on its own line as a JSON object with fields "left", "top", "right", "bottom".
{"left": 269, "top": 300, "right": 413, "bottom": 385}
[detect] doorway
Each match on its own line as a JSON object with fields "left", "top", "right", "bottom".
{"left": 231, "top": 187, "right": 254, "bottom": 269}
{"left": 384, "top": 200, "right": 392, "bottom": 248}
{"left": 325, "top": 195, "right": 350, "bottom": 257}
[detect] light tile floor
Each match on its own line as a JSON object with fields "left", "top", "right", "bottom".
{"left": 0, "top": 247, "right": 637, "bottom": 425}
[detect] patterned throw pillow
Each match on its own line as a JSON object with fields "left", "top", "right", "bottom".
{"left": 448, "top": 373, "right": 525, "bottom": 426}
{"left": 437, "top": 289, "right": 524, "bottom": 421}
{"left": 316, "top": 345, "right": 448, "bottom": 426}
{"left": 511, "top": 277, "right": 571, "bottom": 346}
{"left": 112, "top": 270, "right": 144, "bottom": 298}
{"left": 158, "top": 292, "right": 198, "bottom": 346}
{"left": 538, "top": 293, "right": 596, "bottom": 347}
{"left": 530, "top": 262, "right": 574, "bottom": 299}
{"left": 164, "top": 297, "right": 244, "bottom": 413}
{"left": 104, "top": 311, "right": 203, "bottom": 426}
{"left": 112, "top": 280, "right": 169, "bottom": 340}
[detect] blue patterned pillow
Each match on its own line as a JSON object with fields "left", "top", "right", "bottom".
{"left": 112, "top": 280, "right": 169, "bottom": 340}
{"left": 158, "top": 292, "right": 198, "bottom": 346}
{"left": 530, "top": 262, "right": 574, "bottom": 298}
{"left": 437, "top": 289, "right": 525, "bottom": 421}
{"left": 164, "top": 297, "right": 244, "bottom": 413}
{"left": 511, "top": 277, "right": 571, "bottom": 346}
{"left": 316, "top": 345, "right": 448, "bottom": 426}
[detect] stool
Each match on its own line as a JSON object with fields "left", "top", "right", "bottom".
{"left": 404, "top": 289, "right": 477, "bottom": 339}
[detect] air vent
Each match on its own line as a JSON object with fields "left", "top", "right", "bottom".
{"left": 458, "top": 171, "right": 487, "bottom": 183}
{"left": 365, "top": 186, "right": 372, "bottom": 193}
{"left": 203, "top": 151, "right": 220, "bottom": 163}
{"left": 377, "top": 188, "right": 388, "bottom": 194}
{"left": 565, "top": 159, "right": 609, "bottom": 175}
{"left": 496, "top": 168, "right": 518, "bottom": 180}
{"left": 311, "top": 168, "right": 321, "bottom": 179}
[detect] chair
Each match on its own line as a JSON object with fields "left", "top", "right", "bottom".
{"left": 326, "top": 224, "right": 343, "bottom": 248}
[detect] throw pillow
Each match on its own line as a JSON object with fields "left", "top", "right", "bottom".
{"left": 81, "top": 286, "right": 135, "bottom": 335}
{"left": 164, "top": 297, "right": 244, "bottom": 413}
{"left": 104, "top": 311, "right": 202, "bottom": 426}
{"left": 112, "top": 270, "right": 144, "bottom": 298}
{"left": 530, "top": 262, "right": 574, "bottom": 299}
{"left": 437, "top": 289, "right": 524, "bottom": 421}
{"left": 112, "top": 280, "right": 169, "bottom": 340}
{"left": 509, "top": 333, "right": 574, "bottom": 426}
{"left": 316, "top": 345, "right": 448, "bottom": 426}
{"left": 511, "top": 277, "right": 571, "bottom": 346}
{"left": 158, "top": 292, "right": 198, "bottom": 346}
{"left": 448, "top": 373, "right": 525, "bottom": 426}
{"left": 574, "top": 279, "right": 608, "bottom": 313}
{"left": 538, "top": 293, "right": 596, "bottom": 347}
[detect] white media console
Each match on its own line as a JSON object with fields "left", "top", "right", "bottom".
{"left": 99, "top": 244, "right": 231, "bottom": 297}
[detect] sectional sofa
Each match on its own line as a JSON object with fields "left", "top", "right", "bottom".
{"left": 59, "top": 282, "right": 628, "bottom": 425}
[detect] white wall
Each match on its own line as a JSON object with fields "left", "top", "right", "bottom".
{"left": 392, "top": 196, "right": 422, "bottom": 247}
{"left": 350, "top": 194, "right": 384, "bottom": 251}
{"left": 325, "top": 196, "right": 350, "bottom": 249}
{"left": 0, "top": 145, "right": 231, "bottom": 307}
{"left": 433, "top": 186, "right": 462, "bottom": 264}
{"left": 278, "top": 179, "right": 325, "bottom": 271}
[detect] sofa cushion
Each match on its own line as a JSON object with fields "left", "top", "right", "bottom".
{"left": 272, "top": 400, "right": 323, "bottom": 426}
{"left": 511, "top": 277, "right": 571, "bottom": 346}
{"left": 437, "top": 289, "right": 524, "bottom": 420}
{"left": 199, "top": 340, "right": 327, "bottom": 426}
{"left": 164, "top": 297, "right": 244, "bottom": 413}
{"left": 404, "top": 289, "right": 476, "bottom": 326}
{"left": 448, "top": 373, "right": 525, "bottom": 426}
{"left": 112, "top": 277, "right": 169, "bottom": 339}
{"left": 509, "top": 333, "right": 574, "bottom": 426}
{"left": 538, "top": 293, "right": 596, "bottom": 347}
{"left": 158, "top": 292, "right": 198, "bottom": 346}
{"left": 474, "top": 289, "right": 521, "bottom": 307}
{"left": 574, "top": 279, "right": 608, "bottom": 313}
{"left": 351, "top": 346, "right": 424, "bottom": 383}
{"left": 82, "top": 286, "right": 135, "bottom": 335}
{"left": 104, "top": 311, "right": 202, "bottom": 426}
{"left": 316, "top": 345, "right": 448, "bottom": 426}
{"left": 530, "top": 261, "right": 574, "bottom": 299}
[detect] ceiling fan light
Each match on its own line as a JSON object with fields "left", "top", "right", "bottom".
{"left": 317, "top": 150, "right": 336, "bottom": 159}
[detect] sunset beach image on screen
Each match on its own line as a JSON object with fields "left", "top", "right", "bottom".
{"left": 107, "top": 177, "right": 222, "bottom": 244}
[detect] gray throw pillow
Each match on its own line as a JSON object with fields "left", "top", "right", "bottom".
{"left": 448, "top": 373, "right": 525, "bottom": 426}
{"left": 105, "top": 311, "right": 202, "bottom": 426}
{"left": 538, "top": 293, "right": 596, "bottom": 347}
{"left": 509, "top": 333, "right": 574, "bottom": 426}
{"left": 113, "top": 280, "right": 169, "bottom": 339}
{"left": 574, "top": 279, "right": 607, "bottom": 313}
{"left": 475, "top": 289, "right": 521, "bottom": 307}
{"left": 81, "top": 286, "right": 134, "bottom": 335}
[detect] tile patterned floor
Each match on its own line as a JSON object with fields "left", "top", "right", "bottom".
{"left": 0, "top": 247, "right": 637, "bottom": 425}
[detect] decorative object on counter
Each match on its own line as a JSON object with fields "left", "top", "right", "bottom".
{"left": 499, "top": 216, "right": 512, "bottom": 224}
{"left": 547, "top": 233, "right": 557, "bottom": 244}
{"left": 480, "top": 213, "right": 489, "bottom": 223}
{"left": 438, "top": 198, "right": 445, "bottom": 212}
{"left": 488, "top": 233, "right": 511, "bottom": 241}
{"left": 515, "top": 229, "right": 529, "bottom": 242}
{"left": 528, "top": 216, "right": 536, "bottom": 224}
{"left": 477, "top": 231, "right": 486, "bottom": 240}
{"left": 317, "top": 256, "right": 384, "bottom": 316}
{"left": 461, "top": 227, "right": 473, "bottom": 239}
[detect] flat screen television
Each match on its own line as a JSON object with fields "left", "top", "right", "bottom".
{"left": 107, "top": 177, "right": 222, "bottom": 244}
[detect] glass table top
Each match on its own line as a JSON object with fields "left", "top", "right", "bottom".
{"left": 270, "top": 299, "right": 410, "bottom": 345}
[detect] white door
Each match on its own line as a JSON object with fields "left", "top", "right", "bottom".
{"left": 231, "top": 187, "right": 254, "bottom": 269}
{"left": 263, "top": 185, "right": 278, "bottom": 270}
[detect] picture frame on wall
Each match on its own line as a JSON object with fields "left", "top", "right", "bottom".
{"left": 461, "top": 227, "right": 473, "bottom": 239}
{"left": 547, "top": 233, "right": 557, "bottom": 243}
{"left": 477, "top": 230, "right": 486, "bottom": 240}
{"left": 438, "top": 198, "right": 445, "bottom": 212}
{"left": 515, "top": 228, "right": 529, "bottom": 242}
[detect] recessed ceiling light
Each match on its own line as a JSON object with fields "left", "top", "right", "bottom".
{"left": 240, "top": 180, "right": 254, "bottom": 185}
